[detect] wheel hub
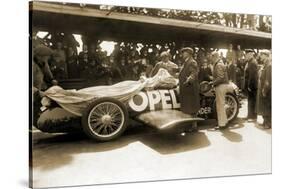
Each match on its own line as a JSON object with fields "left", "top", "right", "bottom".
{"left": 101, "top": 114, "right": 112, "bottom": 124}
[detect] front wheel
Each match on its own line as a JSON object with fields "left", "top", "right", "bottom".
{"left": 81, "top": 97, "right": 129, "bottom": 142}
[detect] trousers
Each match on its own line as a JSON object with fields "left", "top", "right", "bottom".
{"left": 247, "top": 90, "right": 257, "bottom": 119}
{"left": 215, "top": 83, "right": 233, "bottom": 126}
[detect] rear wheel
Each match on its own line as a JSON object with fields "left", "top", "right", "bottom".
{"left": 212, "top": 93, "right": 239, "bottom": 123}
{"left": 225, "top": 93, "right": 239, "bottom": 122}
{"left": 81, "top": 97, "right": 129, "bottom": 141}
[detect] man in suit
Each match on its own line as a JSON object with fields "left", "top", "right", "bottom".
{"left": 211, "top": 51, "right": 231, "bottom": 129}
{"left": 257, "top": 50, "right": 272, "bottom": 128}
{"left": 244, "top": 49, "right": 258, "bottom": 121}
{"left": 179, "top": 47, "right": 200, "bottom": 131}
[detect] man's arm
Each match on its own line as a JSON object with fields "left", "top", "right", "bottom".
{"left": 42, "top": 62, "right": 57, "bottom": 86}
{"left": 43, "top": 62, "right": 54, "bottom": 80}
{"left": 248, "top": 62, "right": 258, "bottom": 91}
{"left": 170, "top": 62, "right": 179, "bottom": 78}
{"left": 185, "top": 61, "right": 198, "bottom": 85}
{"left": 207, "top": 68, "right": 213, "bottom": 81}
{"left": 150, "top": 62, "right": 160, "bottom": 77}
{"left": 263, "top": 64, "right": 272, "bottom": 96}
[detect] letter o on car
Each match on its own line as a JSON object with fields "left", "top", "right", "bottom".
{"left": 128, "top": 92, "right": 149, "bottom": 112}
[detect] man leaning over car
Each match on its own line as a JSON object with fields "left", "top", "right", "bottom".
{"left": 32, "top": 45, "right": 57, "bottom": 126}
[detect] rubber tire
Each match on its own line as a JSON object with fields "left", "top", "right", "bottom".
{"left": 212, "top": 93, "right": 239, "bottom": 123}
{"left": 225, "top": 93, "right": 239, "bottom": 122}
{"left": 81, "top": 97, "right": 129, "bottom": 142}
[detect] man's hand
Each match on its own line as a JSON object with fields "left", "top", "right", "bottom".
{"left": 262, "top": 89, "right": 267, "bottom": 97}
{"left": 248, "top": 87, "right": 252, "bottom": 92}
{"left": 51, "top": 79, "right": 58, "bottom": 86}
{"left": 139, "top": 75, "right": 146, "bottom": 83}
{"left": 184, "top": 77, "right": 190, "bottom": 86}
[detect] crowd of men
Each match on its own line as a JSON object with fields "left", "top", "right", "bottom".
{"left": 32, "top": 35, "right": 272, "bottom": 130}
{"left": 32, "top": 35, "right": 217, "bottom": 84}
{"left": 223, "top": 45, "right": 272, "bottom": 130}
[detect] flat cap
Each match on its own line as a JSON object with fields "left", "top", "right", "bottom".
{"left": 244, "top": 49, "right": 255, "bottom": 54}
{"left": 259, "top": 49, "right": 271, "bottom": 56}
{"left": 180, "top": 47, "right": 194, "bottom": 54}
{"left": 160, "top": 51, "right": 171, "bottom": 58}
{"left": 34, "top": 45, "right": 53, "bottom": 56}
{"left": 211, "top": 51, "right": 220, "bottom": 57}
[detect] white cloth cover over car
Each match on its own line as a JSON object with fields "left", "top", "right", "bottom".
{"left": 43, "top": 68, "right": 178, "bottom": 116}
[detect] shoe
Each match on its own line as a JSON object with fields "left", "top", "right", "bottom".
{"left": 247, "top": 118, "right": 257, "bottom": 122}
{"left": 214, "top": 126, "right": 220, "bottom": 130}
{"left": 220, "top": 125, "right": 229, "bottom": 130}
{"left": 214, "top": 125, "right": 228, "bottom": 130}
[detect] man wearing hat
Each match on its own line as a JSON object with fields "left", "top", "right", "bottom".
{"left": 244, "top": 49, "right": 258, "bottom": 121}
{"left": 33, "top": 45, "right": 57, "bottom": 92}
{"left": 33, "top": 45, "right": 57, "bottom": 125}
{"left": 150, "top": 51, "right": 179, "bottom": 77}
{"left": 179, "top": 47, "right": 200, "bottom": 131}
{"left": 257, "top": 50, "right": 272, "bottom": 128}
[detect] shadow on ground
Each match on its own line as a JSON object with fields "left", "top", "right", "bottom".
{"left": 139, "top": 131, "right": 210, "bottom": 155}
{"left": 32, "top": 123, "right": 211, "bottom": 172}
{"left": 31, "top": 114, "right": 260, "bottom": 172}
{"left": 205, "top": 117, "right": 245, "bottom": 143}
{"left": 254, "top": 123, "right": 272, "bottom": 135}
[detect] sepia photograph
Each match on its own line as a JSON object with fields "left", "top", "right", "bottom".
{"left": 30, "top": 1, "right": 272, "bottom": 188}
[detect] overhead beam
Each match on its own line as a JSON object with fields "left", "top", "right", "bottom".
{"left": 31, "top": 1, "right": 271, "bottom": 40}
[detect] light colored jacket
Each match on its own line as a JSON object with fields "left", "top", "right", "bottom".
{"left": 150, "top": 61, "right": 178, "bottom": 77}
{"left": 213, "top": 59, "right": 229, "bottom": 86}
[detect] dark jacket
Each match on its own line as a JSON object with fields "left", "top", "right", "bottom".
{"left": 33, "top": 59, "right": 54, "bottom": 93}
{"left": 179, "top": 57, "right": 200, "bottom": 114}
{"left": 227, "top": 63, "right": 237, "bottom": 84}
{"left": 213, "top": 59, "right": 229, "bottom": 86}
{"left": 67, "top": 55, "right": 79, "bottom": 78}
{"left": 245, "top": 57, "right": 258, "bottom": 91}
{"left": 199, "top": 67, "right": 213, "bottom": 82}
{"left": 257, "top": 62, "right": 271, "bottom": 116}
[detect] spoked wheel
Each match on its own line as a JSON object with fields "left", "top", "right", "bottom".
{"left": 81, "top": 97, "right": 129, "bottom": 141}
{"left": 225, "top": 93, "right": 239, "bottom": 122}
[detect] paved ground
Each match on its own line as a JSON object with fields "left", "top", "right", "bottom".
{"left": 31, "top": 100, "right": 271, "bottom": 188}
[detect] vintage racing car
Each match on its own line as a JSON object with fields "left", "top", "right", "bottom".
{"left": 36, "top": 68, "right": 240, "bottom": 141}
